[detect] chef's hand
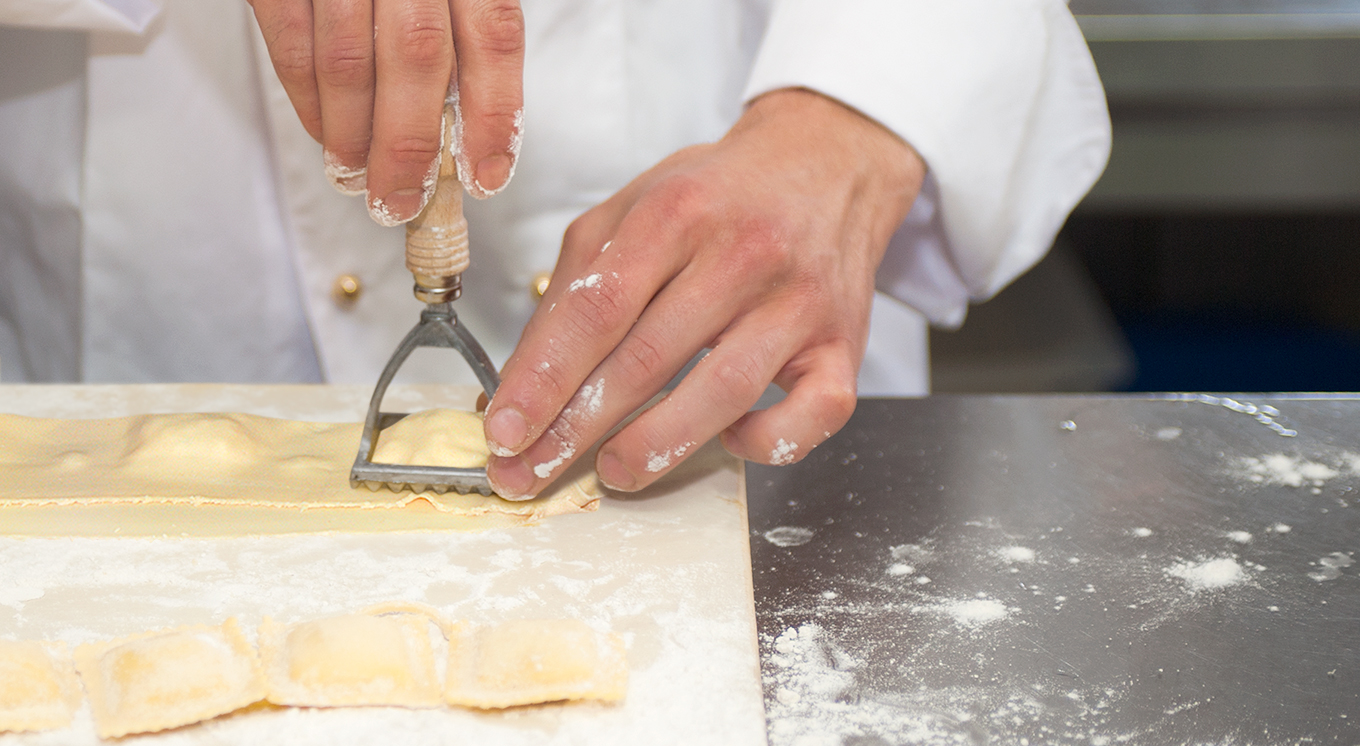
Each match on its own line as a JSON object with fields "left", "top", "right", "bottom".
{"left": 483, "top": 88, "right": 925, "bottom": 498}
{"left": 248, "top": 0, "right": 524, "bottom": 222}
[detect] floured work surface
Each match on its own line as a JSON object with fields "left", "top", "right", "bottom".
{"left": 0, "top": 396, "right": 597, "bottom": 536}
{"left": 0, "top": 385, "right": 765, "bottom": 745}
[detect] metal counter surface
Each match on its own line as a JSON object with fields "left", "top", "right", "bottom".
{"left": 748, "top": 395, "right": 1359, "bottom": 745}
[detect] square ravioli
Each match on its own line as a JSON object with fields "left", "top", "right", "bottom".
{"left": 0, "top": 640, "right": 82, "bottom": 733}
{"left": 259, "top": 612, "right": 440, "bottom": 708}
{"left": 73, "top": 618, "right": 265, "bottom": 739}
{"left": 445, "top": 619, "right": 628, "bottom": 709}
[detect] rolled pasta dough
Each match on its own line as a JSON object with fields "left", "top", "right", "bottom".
{"left": 0, "top": 408, "right": 600, "bottom": 535}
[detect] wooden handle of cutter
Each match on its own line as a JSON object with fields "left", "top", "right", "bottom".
{"left": 405, "top": 102, "right": 469, "bottom": 283}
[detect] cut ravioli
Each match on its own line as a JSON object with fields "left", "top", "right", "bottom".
{"left": 445, "top": 619, "right": 627, "bottom": 709}
{"left": 259, "top": 612, "right": 440, "bottom": 708}
{"left": 73, "top": 618, "right": 265, "bottom": 739}
{"left": 0, "top": 640, "right": 81, "bottom": 733}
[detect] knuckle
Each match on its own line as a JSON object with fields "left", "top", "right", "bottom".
{"left": 392, "top": 13, "right": 453, "bottom": 72}
{"left": 566, "top": 285, "right": 627, "bottom": 341}
{"left": 383, "top": 133, "right": 441, "bottom": 168}
{"left": 545, "top": 414, "right": 586, "bottom": 449}
{"left": 315, "top": 40, "right": 372, "bottom": 87}
{"left": 463, "top": 1, "right": 526, "bottom": 57}
{"left": 644, "top": 174, "right": 713, "bottom": 230}
{"left": 269, "top": 37, "right": 314, "bottom": 84}
{"left": 711, "top": 351, "right": 765, "bottom": 406}
{"left": 730, "top": 216, "right": 793, "bottom": 277}
{"left": 560, "top": 210, "right": 609, "bottom": 254}
{"left": 615, "top": 333, "right": 668, "bottom": 388}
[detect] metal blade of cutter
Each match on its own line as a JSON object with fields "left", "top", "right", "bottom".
{"left": 350, "top": 301, "right": 501, "bottom": 495}
{"left": 351, "top": 99, "right": 502, "bottom": 496}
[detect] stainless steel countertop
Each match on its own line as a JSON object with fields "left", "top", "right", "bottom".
{"left": 1070, "top": 0, "right": 1360, "bottom": 39}
{"left": 748, "top": 395, "right": 1359, "bottom": 745}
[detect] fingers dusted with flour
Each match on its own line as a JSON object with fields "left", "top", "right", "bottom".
{"left": 486, "top": 89, "right": 925, "bottom": 497}
{"left": 450, "top": 0, "right": 525, "bottom": 198}
{"left": 248, "top": 0, "right": 525, "bottom": 222}
{"left": 366, "top": 0, "right": 454, "bottom": 225}
{"left": 313, "top": 0, "right": 375, "bottom": 194}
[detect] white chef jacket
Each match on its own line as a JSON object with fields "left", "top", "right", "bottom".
{"left": 0, "top": 0, "right": 1110, "bottom": 396}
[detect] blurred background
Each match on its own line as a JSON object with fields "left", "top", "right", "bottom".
{"left": 930, "top": 0, "right": 1360, "bottom": 393}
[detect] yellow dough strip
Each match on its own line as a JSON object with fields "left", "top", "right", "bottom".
{"left": 0, "top": 409, "right": 600, "bottom": 536}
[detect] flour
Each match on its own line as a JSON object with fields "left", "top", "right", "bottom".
{"left": 885, "top": 563, "right": 914, "bottom": 576}
{"left": 645, "top": 442, "right": 693, "bottom": 473}
{"left": 769, "top": 439, "right": 798, "bottom": 466}
{"left": 1234, "top": 452, "right": 1353, "bottom": 487}
{"left": 1225, "top": 530, "right": 1252, "bottom": 544}
{"left": 763, "top": 527, "right": 814, "bottom": 548}
{"left": 1131, "top": 527, "right": 1153, "bottom": 537}
{"left": 1307, "top": 552, "right": 1354, "bottom": 582}
{"left": 764, "top": 624, "right": 954, "bottom": 746}
{"left": 996, "top": 546, "right": 1036, "bottom": 563}
{"left": 936, "top": 598, "right": 1011, "bottom": 626}
{"left": 1154, "top": 427, "right": 1182, "bottom": 441}
{"left": 568, "top": 274, "right": 602, "bottom": 292}
{"left": 1166, "top": 557, "right": 1246, "bottom": 591}
{"left": 533, "top": 443, "right": 575, "bottom": 479}
{"left": 452, "top": 86, "right": 523, "bottom": 200}
{"left": 575, "top": 378, "right": 605, "bottom": 420}
{"left": 322, "top": 149, "right": 366, "bottom": 195}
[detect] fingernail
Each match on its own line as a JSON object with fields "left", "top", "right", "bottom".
{"left": 323, "top": 150, "right": 367, "bottom": 195}
{"left": 368, "top": 188, "right": 425, "bottom": 227}
{"left": 474, "top": 153, "right": 512, "bottom": 195}
{"left": 487, "top": 407, "right": 528, "bottom": 455}
{"left": 597, "top": 451, "right": 636, "bottom": 491}
{"left": 489, "top": 456, "right": 535, "bottom": 499}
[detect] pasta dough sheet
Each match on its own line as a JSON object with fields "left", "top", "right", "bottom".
{"left": 0, "top": 409, "right": 600, "bottom": 536}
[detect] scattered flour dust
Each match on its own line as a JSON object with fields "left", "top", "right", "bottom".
{"left": 995, "top": 546, "right": 1036, "bottom": 563}
{"left": 770, "top": 439, "right": 798, "bottom": 466}
{"left": 1225, "top": 530, "right": 1252, "bottom": 544}
{"left": 765, "top": 624, "right": 954, "bottom": 746}
{"left": 1131, "top": 527, "right": 1154, "bottom": 538}
{"left": 532, "top": 443, "right": 575, "bottom": 479}
{"left": 936, "top": 598, "right": 1011, "bottom": 627}
{"left": 763, "top": 527, "right": 814, "bottom": 548}
{"left": 568, "top": 273, "right": 603, "bottom": 292}
{"left": 645, "top": 442, "right": 694, "bottom": 473}
{"left": 1235, "top": 452, "right": 1356, "bottom": 487}
{"left": 1166, "top": 557, "right": 1246, "bottom": 592}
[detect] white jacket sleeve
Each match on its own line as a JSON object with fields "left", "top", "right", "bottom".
{"left": 743, "top": 0, "right": 1110, "bottom": 328}
{"left": 0, "top": 0, "right": 158, "bottom": 33}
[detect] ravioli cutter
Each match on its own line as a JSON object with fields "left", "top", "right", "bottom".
{"left": 350, "top": 102, "right": 501, "bottom": 496}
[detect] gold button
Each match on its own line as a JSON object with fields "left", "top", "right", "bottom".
{"left": 332, "top": 273, "right": 363, "bottom": 307}
{"left": 531, "top": 271, "right": 552, "bottom": 299}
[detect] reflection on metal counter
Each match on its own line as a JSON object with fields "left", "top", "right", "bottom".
{"left": 749, "top": 396, "right": 1359, "bottom": 744}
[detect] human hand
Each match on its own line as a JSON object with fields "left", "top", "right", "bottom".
{"left": 482, "top": 88, "right": 925, "bottom": 498}
{"left": 248, "top": 0, "right": 524, "bottom": 222}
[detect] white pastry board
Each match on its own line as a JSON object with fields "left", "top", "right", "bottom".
{"left": 0, "top": 385, "right": 766, "bottom": 745}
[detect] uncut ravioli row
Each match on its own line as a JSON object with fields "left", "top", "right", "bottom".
{"left": 1, "top": 608, "right": 627, "bottom": 739}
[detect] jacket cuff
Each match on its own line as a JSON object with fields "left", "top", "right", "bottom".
{"left": 743, "top": 0, "right": 1110, "bottom": 325}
